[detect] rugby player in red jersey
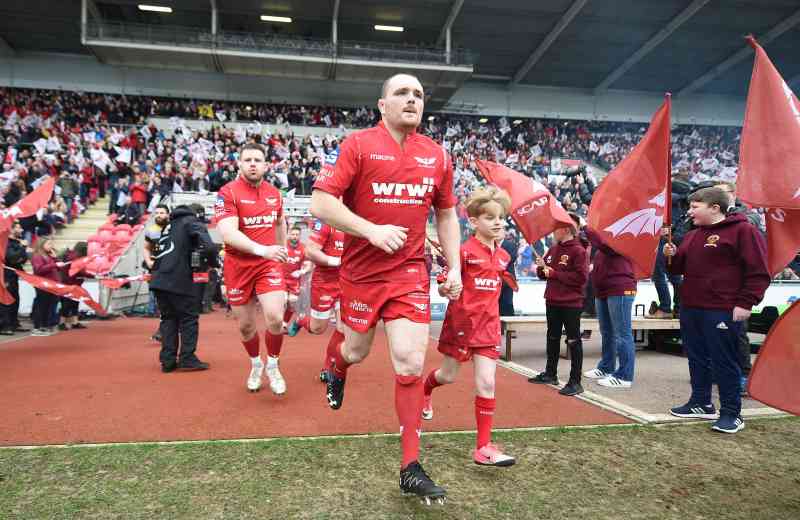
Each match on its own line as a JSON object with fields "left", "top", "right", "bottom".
{"left": 421, "top": 186, "right": 516, "bottom": 467}
{"left": 286, "top": 218, "right": 345, "bottom": 383}
{"left": 281, "top": 224, "right": 313, "bottom": 329}
{"left": 215, "top": 143, "right": 290, "bottom": 395}
{"left": 311, "top": 73, "right": 462, "bottom": 504}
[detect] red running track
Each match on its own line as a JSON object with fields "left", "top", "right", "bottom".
{"left": 0, "top": 312, "right": 630, "bottom": 446}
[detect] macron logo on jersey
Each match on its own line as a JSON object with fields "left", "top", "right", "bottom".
{"left": 474, "top": 277, "right": 500, "bottom": 290}
{"left": 369, "top": 153, "right": 395, "bottom": 161}
{"left": 372, "top": 177, "right": 434, "bottom": 204}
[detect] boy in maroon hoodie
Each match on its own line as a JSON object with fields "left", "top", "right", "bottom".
{"left": 528, "top": 213, "right": 589, "bottom": 396}
{"left": 582, "top": 227, "right": 637, "bottom": 388}
{"left": 664, "top": 187, "right": 769, "bottom": 434}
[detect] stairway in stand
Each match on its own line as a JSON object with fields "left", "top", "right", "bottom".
{"left": 51, "top": 201, "right": 110, "bottom": 253}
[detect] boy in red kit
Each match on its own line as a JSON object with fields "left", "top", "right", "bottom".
{"left": 422, "top": 186, "right": 516, "bottom": 467}
{"left": 528, "top": 213, "right": 589, "bottom": 396}
{"left": 311, "top": 73, "right": 462, "bottom": 504}
{"left": 664, "top": 187, "right": 769, "bottom": 434}
{"left": 282, "top": 225, "right": 313, "bottom": 330}
{"left": 215, "top": 143, "right": 290, "bottom": 396}
{"left": 287, "top": 218, "right": 346, "bottom": 384}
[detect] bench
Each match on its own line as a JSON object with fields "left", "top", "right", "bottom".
{"left": 500, "top": 315, "right": 682, "bottom": 362}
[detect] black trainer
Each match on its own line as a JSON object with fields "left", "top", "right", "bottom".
{"left": 326, "top": 371, "right": 346, "bottom": 410}
{"left": 399, "top": 461, "right": 447, "bottom": 505}
{"left": 177, "top": 358, "right": 210, "bottom": 371}
{"left": 161, "top": 362, "right": 176, "bottom": 373}
{"left": 559, "top": 382, "right": 584, "bottom": 396}
{"left": 528, "top": 372, "right": 559, "bottom": 385}
{"left": 319, "top": 369, "right": 330, "bottom": 383}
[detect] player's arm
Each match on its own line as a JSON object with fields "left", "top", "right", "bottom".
{"left": 275, "top": 210, "right": 287, "bottom": 247}
{"left": 305, "top": 236, "right": 341, "bottom": 267}
{"left": 311, "top": 190, "right": 408, "bottom": 255}
{"left": 434, "top": 206, "right": 463, "bottom": 300}
{"left": 217, "top": 216, "right": 288, "bottom": 262}
{"left": 143, "top": 239, "right": 155, "bottom": 269}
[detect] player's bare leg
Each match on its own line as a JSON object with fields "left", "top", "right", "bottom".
{"left": 316, "top": 305, "right": 343, "bottom": 382}
{"left": 230, "top": 300, "right": 265, "bottom": 392}
{"left": 422, "top": 356, "right": 460, "bottom": 420}
{"left": 386, "top": 319, "right": 446, "bottom": 505}
{"left": 257, "top": 291, "right": 288, "bottom": 394}
{"left": 472, "top": 354, "right": 514, "bottom": 467}
{"left": 324, "top": 322, "right": 374, "bottom": 409}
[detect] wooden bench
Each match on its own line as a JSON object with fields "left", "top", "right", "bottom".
{"left": 500, "top": 316, "right": 682, "bottom": 362}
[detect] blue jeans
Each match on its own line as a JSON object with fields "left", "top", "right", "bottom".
{"left": 680, "top": 307, "right": 743, "bottom": 417}
{"left": 147, "top": 291, "right": 158, "bottom": 316}
{"left": 596, "top": 295, "right": 635, "bottom": 381}
{"left": 652, "top": 245, "right": 682, "bottom": 312}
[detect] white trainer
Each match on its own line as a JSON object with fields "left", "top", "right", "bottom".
{"left": 247, "top": 362, "right": 264, "bottom": 392}
{"left": 266, "top": 358, "right": 286, "bottom": 395}
{"left": 583, "top": 368, "right": 608, "bottom": 379}
{"left": 597, "top": 376, "right": 632, "bottom": 388}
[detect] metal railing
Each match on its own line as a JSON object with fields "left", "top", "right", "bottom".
{"left": 84, "top": 21, "right": 474, "bottom": 67}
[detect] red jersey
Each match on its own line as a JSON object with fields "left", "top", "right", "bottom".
{"left": 308, "top": 219, "right": 345, "bottom": 284}
{"left": 282, "top": 242, "right": 306, "bottom": 277}
{"left": 215, "top": 176, "right": 283, "bottom": 266}
{"left": 438, "top": 237, "right": 511, "bottom": 348}
{"left": 313, "top": 121, "right": 457, "bottom": 284}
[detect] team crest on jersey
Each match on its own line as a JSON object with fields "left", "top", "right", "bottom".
{"left": 704, "top": 235, "right": 720, "bottom": 248}
{"left": 313, "top": 220, "right": 323, "bottom": 231}
{"left": 215, "top": 196, "right": 225, "bottom": 207}
{"left": 414, "top": 156, "right": 436, "bottom": 169}
{"left": 265, "top": 197, "right": 278, "bottom": 204}
{"left": 559, "top": 254, "right": 569, "bottom": 266}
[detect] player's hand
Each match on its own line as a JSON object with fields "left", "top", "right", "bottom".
{"left": 252, "top": 244, "right": 288, "bottom": 262}
{"left": 326, "top": 256, "right": 341, "bottom": 267}
{"left": 535, "top": 257, "right": 545, "bottom": 268}
{"left": 543, "top": 266, "right": 553, "bottom": 278}
{"left": 368, "top": 224, "right": 409, "bottom": 255}
{"left": 732, "top": 306, "right": 751, "bottom": 322}
{"left": 440, "top": 268, "right": 462, "bottom": 300}
{"left": 56, "top": 262, "right": 67, "bottom": 268}
{"left": 291, "top": 270, "right": 302, "bottom": 279}
{"left": 662, "top": 242, "right": 677, "bottom": 257}
{"left": 145, "top": 258, "right": 154, "bottom": 269}
{"left": 660, "top": 227, "right": 670, "bottom": 237}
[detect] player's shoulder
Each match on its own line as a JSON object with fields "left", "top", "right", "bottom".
{"left": 217, "top": 177, "right": 238, "bottom": 197}
{"left": 497, "top": 246, "right": 511, "bottom": 262}
{"left": 413, "top": 132, "right": 445, "bottom": 151}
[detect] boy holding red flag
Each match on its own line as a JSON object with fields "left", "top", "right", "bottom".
{"left": 663, "top": 187, "right": 770, "bottom": 433}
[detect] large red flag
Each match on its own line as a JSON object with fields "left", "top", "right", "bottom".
{"left": 765, "top": 208, "right": 800, "bottom": 277}
{"left": 15, "top": 269, "right": 107, "bottom": 316}
{"left": 475, "top": 160, "right": 574, "bottom": 245}
{"left": 748, "top": 300, "right": 800, "bottom": 415}
{"left": 0, "top": 176, "right": 56, "bottom": 231}
{"left": 738, "top": 37, "right": 800, "bottom": 210}
{"left": 587, "top": 95, "right": 671, "bottom": 279}
{"left": 68, "top": 254, "right": 102, "bottom": 277}
{"left": 0, "top": 229, "right": 13, "bottom": 305}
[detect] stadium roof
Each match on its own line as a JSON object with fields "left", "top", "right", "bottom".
{"left": 2, "top": 0, "right": 800, "bottom": 104}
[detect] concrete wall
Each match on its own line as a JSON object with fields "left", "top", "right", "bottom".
{"left": 1, "top": 51, "right": 746, "bottom": 126}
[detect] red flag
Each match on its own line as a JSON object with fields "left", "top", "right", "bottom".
{"left": 0, "top": 230, "right": 14, "bottom": 305}
{"left": 748, "top": 300, "right": 800, "bottom": 415}
{"left": 475, "top": 160, "right": 574, "bottom": 245}
{"left": 100, "top": 273, "right": 151, "bottom": 289}
{"left": 587, "top": 95, "right": 671, "bottom": 279}
{"left": 765, "top": 208, "right": 800, "bottom": 277}
{"left": 738, "top": 37, "right": 800, "bottom": 210}
{"left": 0, "top": 177, "right": 56, "bottom": 230}
{"left": 68, "top": 254, "right": 101, "bottom": 277}
{"left": 15, "top": 269, "right": 106, "bottom": 316}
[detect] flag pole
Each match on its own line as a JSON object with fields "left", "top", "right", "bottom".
{"left": 665, "top": 92, "right": 674, "bottom": 266}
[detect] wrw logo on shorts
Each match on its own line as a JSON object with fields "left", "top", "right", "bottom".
{"left": 474, "top": 277, "right": 499, "bottom": 291}
{"left": 371, "top": 177, "right": 434, "bottom": 197}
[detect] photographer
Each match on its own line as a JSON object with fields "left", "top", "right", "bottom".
{"left": 150, "top": 205, "right": 219, "bottom": 373}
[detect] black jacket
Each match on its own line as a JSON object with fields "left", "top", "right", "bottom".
{"left": 150, "top": 206, "right": 219, "bottom": 296}
{"left": 4, "top": 237, "right": 28, "bottom": 270}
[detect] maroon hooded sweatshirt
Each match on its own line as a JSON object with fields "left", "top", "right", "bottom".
{"left": 537, "top": 237, "right": 589, "bottom": 308}
{"left": 667, "top": 212, "right": 769, "bottom": 311}
{"left": 584, "top": 227, "right": 636, "bottom": 298}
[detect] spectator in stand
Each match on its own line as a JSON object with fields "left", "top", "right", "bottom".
{"left": 30, "top": 238, "right": 61, "bottom": 337}
{"left": 0, "top": 221, "right": 31, "bottom": 335}
{"left": 58, "top": 242, "right": 89, "bottom": 331}
{"left": 56, "top": 171, "right": 79, "bottom": 224}
{"left": 130, "top": 173, "right": 149, "bottom": 215}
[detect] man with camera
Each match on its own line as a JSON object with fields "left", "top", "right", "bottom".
{"left": 150, "top": 205, "right": 219, "bottom": 373}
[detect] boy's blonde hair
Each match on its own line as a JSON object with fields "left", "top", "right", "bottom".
{"left": 465, "top": 185, "right": 511, "bottom": 218}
